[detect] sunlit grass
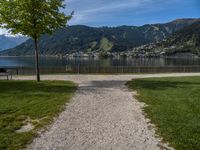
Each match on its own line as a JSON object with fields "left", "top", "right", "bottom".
{"left": 127, "top": 77, "right": 200, "bottom": 150}
{"left": 0, "top": 80, "right": 77, "bottom": 150}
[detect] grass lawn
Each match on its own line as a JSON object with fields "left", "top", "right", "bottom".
{"left": 0, "top": 80, "right": 77, "bottom": 150}
{"left": 127, "top": 76, "right": 200, "bottom": 150}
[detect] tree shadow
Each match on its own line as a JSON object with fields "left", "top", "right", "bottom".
{"left": 127, "top": 79, "right": 200, "bottom": 91}
{"left": 86, "top": 80, "right": 126, "bottom": 88}
{"left": 75, "top": 80, "right": 129, "bottom": 96}
{"left": 0, "top": 81, "right": 76, "bottom": 94}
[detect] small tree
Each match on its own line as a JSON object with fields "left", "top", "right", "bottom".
{"left": 0, "top": 0, "right": 72, "bottom": 81}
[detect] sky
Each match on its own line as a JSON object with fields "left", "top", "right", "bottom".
{"left": 0, "top": 0, "right": 200, "bottom": 34}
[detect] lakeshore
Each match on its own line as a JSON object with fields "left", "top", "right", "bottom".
{"left": 15, "top": 73, "right": 200, "bottom": 150}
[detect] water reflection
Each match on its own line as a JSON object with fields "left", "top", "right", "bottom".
{"left": 0, "top": 57, "right": 200, "bottom": 67}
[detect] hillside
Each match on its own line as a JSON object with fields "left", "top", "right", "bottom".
{"left": 1, "top": 18, "right": 199, "bottom": 56}
{"left": 151, "top": 21, "right": 200, "bottom": 56}
{"left": 0, "top": 35, "right": 28, "bottom": 51}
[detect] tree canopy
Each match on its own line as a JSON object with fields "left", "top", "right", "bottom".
{"left": 0, "top": 0, "right": 73, "bottom": 81}
{"left": 0, "top": 0, "right": 72, "bottom": 39}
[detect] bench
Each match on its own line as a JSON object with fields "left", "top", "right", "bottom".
{"left": 0, "top": 68, "right": 12, "bottom": 80}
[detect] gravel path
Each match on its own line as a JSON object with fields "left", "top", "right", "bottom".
{"left": 16, "top": 73, "right": 199, "bottom": 150}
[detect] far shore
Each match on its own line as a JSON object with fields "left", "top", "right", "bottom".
{"left": 0, "top": 52, "right": 199, "bottom": 59}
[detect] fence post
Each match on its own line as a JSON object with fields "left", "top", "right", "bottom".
{"left": 16, "top": 68, "right": 19, "bottom": 75}
{"left": 78, "top": 64, "right": 80, "bottom": 74}
{"left": 184, "top": 66, "right": 186, "bottom": 72}
{"left": 138, "top": 67, "right": 141, "bottom": 73}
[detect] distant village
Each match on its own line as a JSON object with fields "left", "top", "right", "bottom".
{"left": 52, "top": 43, "right": 184, "bottom": 58}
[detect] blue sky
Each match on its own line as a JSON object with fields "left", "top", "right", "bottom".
{"left": 65, "top": 0, "right": 200, "bottom": 26}
{"left": 0, "top": 0, "right": 199, "bottom": 34}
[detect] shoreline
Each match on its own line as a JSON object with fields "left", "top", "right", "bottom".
{"left": 0, "top": 54, "right": 199, "bottom": 59}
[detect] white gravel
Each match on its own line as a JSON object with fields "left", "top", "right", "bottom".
{"left": 15, "top": 73, "right": 200, "bottom": 150}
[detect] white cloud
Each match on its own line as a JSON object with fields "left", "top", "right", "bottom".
{"left": 0, "top": 28, "right": 9, "bottom": 35}
{"left": 68, "top": 0, "right": 153, "bottom": 25}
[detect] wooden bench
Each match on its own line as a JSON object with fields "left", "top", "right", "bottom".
{"left": 0, "top": 68, "right": 12, "bottom": 80}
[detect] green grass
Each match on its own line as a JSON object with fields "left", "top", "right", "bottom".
{"left": 127, "top": 77, "right": 200, "bottom": 150}
{"left": 0, "top": 80, "right": 77, "bottom": 150}
{"left": 99, "top": 37, "right": 113, "bottom": 51}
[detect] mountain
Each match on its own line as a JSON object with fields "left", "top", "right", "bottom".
{"left": 149, "top": 21, "right": 200, "bottom": 56}
{"left": 1, "top": 18, "right": 200, "bottom": 56}
{"left": 0, "top": 35, "right": 28, "bottom": 51}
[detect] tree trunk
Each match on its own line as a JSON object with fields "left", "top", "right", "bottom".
{"left": 34, "top": 38, "right": 40, "bottom": 82}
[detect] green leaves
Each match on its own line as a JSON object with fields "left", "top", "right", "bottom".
{"left": 0, "top": 0, "right": 72, "bottom": 39}
{"left": 0, "top": 0, "right": 73, "bottom": 81}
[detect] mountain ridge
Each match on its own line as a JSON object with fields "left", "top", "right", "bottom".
{"left": 151, "top": 21, "right": 200, "bottom": 56}
{"left": 1, "top": 18, "right": 200, "bottom": 56}
{"left": 0, "top": 35, "right": 28, "bottom": 51}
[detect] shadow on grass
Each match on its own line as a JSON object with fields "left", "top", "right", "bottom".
{"left": 127, "top": 79, "right": 200, "bottom": 91}
{"left": 0, "top": 80, "right": 75, "bottom": 94}
{"left": 0, "top": 80, "right": 77, "bottom": 117}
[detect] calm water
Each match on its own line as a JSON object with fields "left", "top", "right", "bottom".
{"left": 0, "top": 57, "right": 200, "bottom": 68}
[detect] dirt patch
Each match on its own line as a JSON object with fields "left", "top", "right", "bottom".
{"left": 16, "top": 123, "right": 34, "bottom": 133}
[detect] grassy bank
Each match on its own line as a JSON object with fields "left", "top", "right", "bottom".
{"left": 127, "top": 77, "right": 200, "bottom": 150}
{"left": 0, "top": 80, "right": 77, "bottom": 150}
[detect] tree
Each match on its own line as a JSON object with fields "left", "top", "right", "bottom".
{"left": 0, "top": 0, "right": 72, "bottom": 81}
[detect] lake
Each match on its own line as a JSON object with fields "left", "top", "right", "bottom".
{"left": 0, "top": 57, "right": 200, "bottom": 68}
{"left": 1, "top": 56, "right": 200, "bottom": 74}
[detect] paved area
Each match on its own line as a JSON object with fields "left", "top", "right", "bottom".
{"left": 15, "top": 73, "right": 200, "bottom": 150}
